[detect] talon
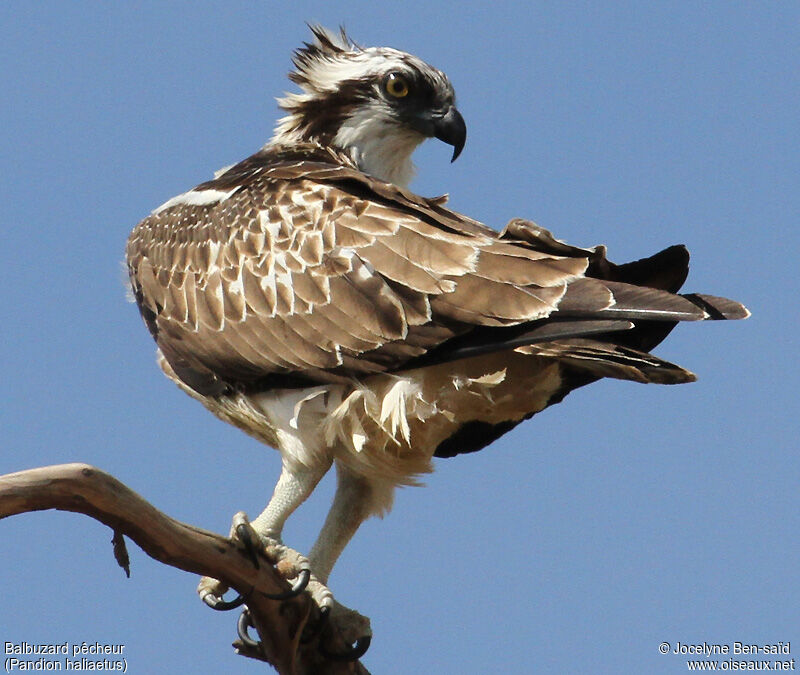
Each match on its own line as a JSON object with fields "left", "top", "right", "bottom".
{"left": 319, "top": 634, "right": 372, "bottom": 661}
{"left": 236, "top": 608, "right": 261, "bottom": 650}
{"left": 232, "top": 513, "right": 260, "bottom": 569}
{"left": 201, "top": 589, "right": 245, "bottom": 611}
{"left": 236, "top": 523, "right": 260, "bottom": 569}
{"left": 262, "top": 567, "right": 310, "bottom": 600}
{"left": 198, "top": 576, "right": 242, "bottom": 610}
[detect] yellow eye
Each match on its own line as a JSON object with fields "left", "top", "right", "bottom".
{"left": 384, "top": 72, "right": 410, "bottom": 98}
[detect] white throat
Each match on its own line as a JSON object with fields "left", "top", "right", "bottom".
{"left": 333, "top": 106, "right": 425, "bottom": 187}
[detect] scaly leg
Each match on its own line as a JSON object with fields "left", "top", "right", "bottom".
{"left": 198, "top": 458, "right": 331, "bottom": 605}
{"left": 250, "top": 459, "right": 331, "bottom": 541}
{"left": 306, "top": 464, "right": 381, "bottom": 646}
{"left": 309, "top": 465, "right": 377, "bottom": 584}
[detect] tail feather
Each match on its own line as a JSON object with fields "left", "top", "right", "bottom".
{"left": 519, "top": 339, "right": 697, "bottom": 385}
{"left": 400, "top": 233, "right": 748, "bottom": 373}
{"left": 681, "top": 293, "right": 751, "bottom": 320}
{"left": 558, "top": 278, "right": 709, "bottom": 322}
{"left": 593, "top": 244, "right": 690, "bottom": 293}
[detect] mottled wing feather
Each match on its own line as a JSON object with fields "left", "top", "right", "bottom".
{"left": 126, "top": 148, "right": 588, "bottom": 392}
{"left": 128, "top": 145, "right": 740, "bottom": 395}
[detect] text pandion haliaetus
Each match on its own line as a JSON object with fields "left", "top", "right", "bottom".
{"left": 126, "top": 26, "right": 748, "bottom": 641}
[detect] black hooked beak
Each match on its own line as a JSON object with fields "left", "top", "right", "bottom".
{"left": 432, "top": 106, "right": 467, "bottom": 162}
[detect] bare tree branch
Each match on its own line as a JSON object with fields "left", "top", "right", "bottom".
{"left": 0, "top": 463, "right": 370, "bottom": 675}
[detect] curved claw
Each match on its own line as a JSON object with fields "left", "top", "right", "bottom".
{"left": 202, "top": 590, "right": 245, "bottom": 611}
{"left": 319, "top": 634, "right": 372, "bottom": 662}
{"left": 235, "top": 522, "right": 260, "bottom": 569}
{"left": 262, "top": 567, "right": 310, "bottom": 600}
{"left": 236, "top": 608, "right": 261, "bottom": 650}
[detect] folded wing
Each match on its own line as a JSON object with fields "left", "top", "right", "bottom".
{"left": 126, "top": 146, "right": 748, "bottom": 397}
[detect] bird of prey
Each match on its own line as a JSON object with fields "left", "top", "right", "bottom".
{"left": 126, "top": 25, "right": 747, "bottom": 640}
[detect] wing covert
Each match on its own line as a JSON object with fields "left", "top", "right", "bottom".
{"left": 126, "top": 148, "right": 588, "bottom": 394}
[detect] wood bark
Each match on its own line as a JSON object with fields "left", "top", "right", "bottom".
{"left": 0, "top": 463, "right": 370, "bottom": 675}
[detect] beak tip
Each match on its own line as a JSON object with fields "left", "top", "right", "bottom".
{"left": 433, "top": 106, "right": 467, "bottom": 164}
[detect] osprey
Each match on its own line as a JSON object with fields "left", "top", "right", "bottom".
{"left": 126, "top": 26, "right": 747, "bottom": 642}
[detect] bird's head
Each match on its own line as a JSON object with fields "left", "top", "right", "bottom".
{"left": 269, "top": 26, "right": 466, "bottom": 187}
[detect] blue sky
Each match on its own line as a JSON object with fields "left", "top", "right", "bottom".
{"left": 1, "top": 3, "right": 797, "bottom": 673}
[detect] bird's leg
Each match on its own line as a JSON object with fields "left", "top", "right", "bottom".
{"left": 308, "top": 466, "right": 376, "bottom": 585}
{"left": 250, "top": 459, "right": 332, "bottom": 544}
{"left": 303, "top": 465, "right": 378, "bottom": 645}
{"left": 198, "top": 459, "right": 331, "bottom": 606}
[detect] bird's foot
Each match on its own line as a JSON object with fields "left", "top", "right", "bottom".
{"left": 198, "top": 513, "right": 371, "bottom": 658}
{"left": 258, "top": 537, "right": 314, "bottom": 601}
{"left": 199, "top": 575, "right": 244, "bottom": 611}
{"left": 199, "top": 512, "right": 312, "bottom": 609}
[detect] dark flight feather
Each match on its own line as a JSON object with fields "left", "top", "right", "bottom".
{"left": 127, "top": 145, "right": 748, "bottom": 402}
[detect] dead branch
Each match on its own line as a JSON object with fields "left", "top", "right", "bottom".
{"left": 0, "top": 463, "right": 370, "bottom": 675}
